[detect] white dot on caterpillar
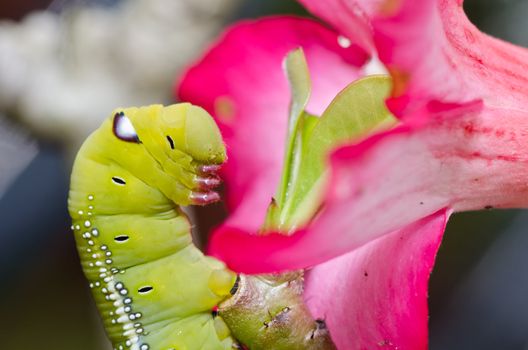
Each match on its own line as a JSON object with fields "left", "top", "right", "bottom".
{"left": 126, "top": 337, "right": 140, "bottom": 347}
{"left": 88, "top": 195, "right": 94, "bottom": 200}
{"left": 88, "top": 240, "right": 95, "bottom": 246}
{"left": 89, "top": 263, "right": 94, "bottom": 267}
{"left": 119, "top": 289, "right": 128, "bottom": 295}
{"left": 91, "top": 253, "right": 98, "bottom": 259}
{"left": 123, "top": 298, "right": 132, "bottom": 304}
{"left": 106, "top": 259, "right": 113, "bottom": 264}
{"left": 88, "top": 205, "right": 94, "bottom": 210}
{"left": 140, "top": 344, "right": 149, "bottom": 350}
{"left": 83, "top": 232, "right": 91, "bottom": 239}
{"left": 95, "top": 261, "right": 103, "bottom": 267}
{"left": 104, "top": 277, "right": 112, "bottom": 283}
{"left": 70, "top": 225, "right": 74, "bottom": 230}
{"left": 86, "top": 248, "right": 92, "bottom": 253}
{"left": 115, "top": 282, "right": 124, "bottom": 290}
{"left": 123, "top": 329, "right": 136, "bottom": 337}
{"left": 124, "top": 306, "right": 131, "bottom": 313}
{"left": 78, "top": 210, "right": 84, "bottom": 215}
{"left": 106, "top": 252, "right": 112, "bottom": 257}
{"left": 95, "top": 281, "right": 100, "bottom": 287}
{"left": 75, "top": 225, "right": 81, "bottom": 230}
{"left": 100, "top": 245, "right": 108, "bottom": 251}
{"left": 91, "top": 229, "right": 99, "bottom": 237}
{"left": 84, "top": 220, "right": 91, "bottom": 228}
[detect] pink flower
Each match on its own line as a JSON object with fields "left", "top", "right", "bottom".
{"left": 177, "top": 1, "right": 528, "bottom": 348}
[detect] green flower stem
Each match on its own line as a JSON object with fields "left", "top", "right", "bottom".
{"left": 220, "top": 274, "right": 336, "bottom": 350}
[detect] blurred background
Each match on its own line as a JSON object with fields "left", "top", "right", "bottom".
{"left": 0, "top": 0, "right": 527, "bottom": 349}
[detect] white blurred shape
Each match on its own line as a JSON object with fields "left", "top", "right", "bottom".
{"left": 0, "top": 0, "right": 240, "bottom": 151}
{"left": 361, "top": 54, "right": 388, "bottom": 76}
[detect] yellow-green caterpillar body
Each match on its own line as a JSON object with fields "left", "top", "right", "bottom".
{"left": 68, "top": 104, "right": 237, "bottom": 350}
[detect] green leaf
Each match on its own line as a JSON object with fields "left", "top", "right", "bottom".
{"left": 274, "top": 48, "right": 312, "bottom": 212}
{"left": 265, "top": 49, "right": 396, "bottom": 232}
{"left": 280, "top": 75, "right": 397, "bottom": 229}
{"left": 261, "top": 198, "right": 280, "bottom": 232}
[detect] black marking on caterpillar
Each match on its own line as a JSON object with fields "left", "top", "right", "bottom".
{"left": 166, "top": 135, "right": 175, "bottom": 149}
{"left": 230, "top": 275, "right": 241, "bottom": 295}
{"left": 138, "top": 286, "right": 153, "bottom": 294}
{"left": 111, "top": 176, "right": 126, "bottom": 185}
{"left": 114, "top": 235, "right": 129, "bottom": 242}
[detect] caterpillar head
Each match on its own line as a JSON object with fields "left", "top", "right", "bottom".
{"left": 110, "top": 103, "right": 226, "bottom": 205}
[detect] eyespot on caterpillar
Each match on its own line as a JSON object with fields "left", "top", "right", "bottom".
{"left": 68, "top": 104, "right": 237, "bottom": 350}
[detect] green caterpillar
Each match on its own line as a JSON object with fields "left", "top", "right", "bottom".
{"left": 68, "top": 104, "right": 238, "bottom": 350}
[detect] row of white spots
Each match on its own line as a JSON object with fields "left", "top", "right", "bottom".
{"left": 74, "top": 194, "right": 149, "bottom": 350}
{"left": 106, "top": 280, "right": 146, "bottom": 350}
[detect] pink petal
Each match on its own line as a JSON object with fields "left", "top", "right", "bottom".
{"left": 297, "top": 0, "right": 383, "bottom": 54}
{"left": 304, "top": 210, "right": 448, "bottom": 350}
{"left": 209, "top": 103, "right": 528, "bottom": 273}
{"left": 300, "top": 0, "right": 528, "bottom": 117}
{"left": 372, "top": 0, "right": 528, "bottom": 117}
{"left": 177, "top": 16, "right": 368, "bottom": 230}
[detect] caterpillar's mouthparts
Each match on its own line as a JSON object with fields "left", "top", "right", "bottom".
{"left": 198, "top": 164, "right": 222, "bottom": 175}
{"left": 190, "top": 191, "right": 221, "bottom": 205}
{"left": 191, "top": 163, "right": 223, "bottom": 205}
{"left": 195, "top": 175, "right": 222, "bottom": 190}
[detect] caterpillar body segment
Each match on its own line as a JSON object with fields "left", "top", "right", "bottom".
{"left": 68, "top": 104, "right": 236, "bottom": 350}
